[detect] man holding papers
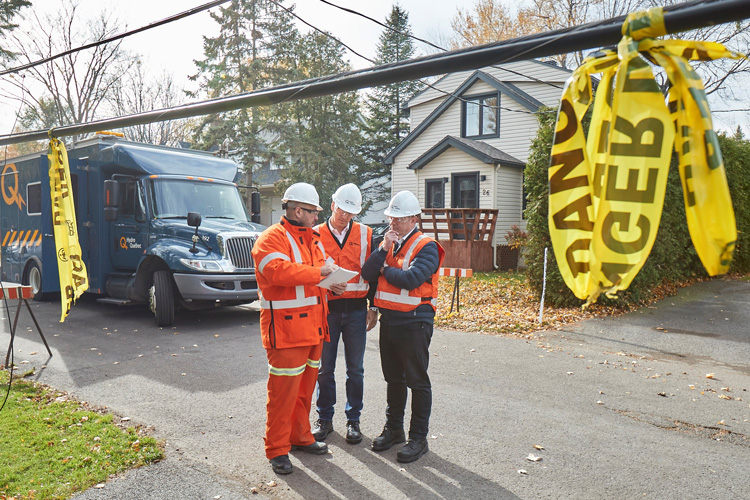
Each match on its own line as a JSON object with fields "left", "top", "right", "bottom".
{"left": 312, "top": 183, "right": 378, "bottom": 445}
{"left": 251, "top": 182, "right": 345, "bottom": 475}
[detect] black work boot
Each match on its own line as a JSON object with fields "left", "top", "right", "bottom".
{"left": 269, "top": 454, "right": 293, "bottom": 474}
{"left": 371, "top": 425, "right": 406, "bottom": 451}
{"left": 312, "top": 419, "right": 333, "bottom": 441}
{"left": 291, "top": 441, "right": 329, "bottom": 454}
{"left": 345, "top": 421, "right": 362, "bottom": 444}
{"left": 396, "top": 439, "right": 429, "bottom": 463}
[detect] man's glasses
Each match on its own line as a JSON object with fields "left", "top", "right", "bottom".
{"left": 387, "top": 216, "right": 412, "bottom": 223}
{"left": 298, "top": 207, "right": 320, "bottom": 215}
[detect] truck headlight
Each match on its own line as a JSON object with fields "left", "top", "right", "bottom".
{"left": 180, "top": 258, "right": 223, "bottom": 272}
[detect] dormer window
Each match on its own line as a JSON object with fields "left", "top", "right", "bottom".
{"left": 462, "top": 93, "right": 499, "bottom": 139}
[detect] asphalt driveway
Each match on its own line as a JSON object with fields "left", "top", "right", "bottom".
{"left": 1, "top": 278, "right": 749, "bottom": 499}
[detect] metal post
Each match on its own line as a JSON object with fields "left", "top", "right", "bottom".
{"left": 539, "top": 247, "right": 548, "bottom": 324}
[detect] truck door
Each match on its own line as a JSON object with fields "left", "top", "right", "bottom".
{"left": 109, "top": 180, "right": 149, "bottom": 271}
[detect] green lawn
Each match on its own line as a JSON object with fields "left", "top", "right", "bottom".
{"left": 0, "top": 371, "right": 163, "bottom": 500}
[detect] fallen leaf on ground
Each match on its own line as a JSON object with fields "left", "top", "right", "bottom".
{"left": 533, "top": 444, "right": 544, "bottom": 450}
{"left": 518, "top": 469, "right": 528, "bottom": 475}
{"left": 526, "top": 454, "right": 542, "bottom": 462}
{"left": 706, "top": 373, "right": 715, "bottom": 379}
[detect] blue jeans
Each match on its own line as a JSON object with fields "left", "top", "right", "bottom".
{"left": 316, "top": 307, "right": 367, "bottom": 422}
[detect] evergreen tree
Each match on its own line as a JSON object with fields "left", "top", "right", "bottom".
{"left": 361, "top": 6, "right": 424, "bottom": 206}
{"left": 189, "top": 0, "right": 299, "bottom": 188}
{"left": 0, "top": 0, "right": 30, "bottom": 62}
{"left": 277, "top": 31, "right": 364, "bottom": 220}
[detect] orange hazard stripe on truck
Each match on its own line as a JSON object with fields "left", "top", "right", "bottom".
{"left": 1, "top": 230, "right": 42, "bottom": 248}
{"left": 438, "top": 268, "right": 472, "bottom": 278}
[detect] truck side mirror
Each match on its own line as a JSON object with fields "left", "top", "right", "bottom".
{"left": 187, "top": 212, "right": 201, "bottom": 228}
{"left": 103, "top": 180, "right": 120, "bottom": 221}
{"left": 251, "top": 191, "right": 261, "bottom": 224}
{"left": 188, "top": 212, "right": 201, "bottom": 254}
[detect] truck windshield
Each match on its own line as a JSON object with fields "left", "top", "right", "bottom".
{"left": 151, "top": 179, "right": 249, "bottom": 220}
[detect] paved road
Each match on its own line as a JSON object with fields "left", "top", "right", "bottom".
{"left": 1, "top": 278, "right": 749, "bottom": 499}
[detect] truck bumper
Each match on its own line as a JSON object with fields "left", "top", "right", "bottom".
{"left": 172, "top": 272, "right": 259, "bottom": 301}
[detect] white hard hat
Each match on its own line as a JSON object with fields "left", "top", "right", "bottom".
{"left": 383, "top": 190, "right": 421, "bottom": 218}
{"left": 332, "top": 183, "right": 362, "bottom": 214}
{"left": 282, "top": 182, "right": 323, "bottom": 210}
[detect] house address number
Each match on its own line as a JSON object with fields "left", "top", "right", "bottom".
{"left": 482, "top": 189, "right": 490, "bottom": 196}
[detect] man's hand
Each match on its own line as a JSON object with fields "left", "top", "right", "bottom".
{"left": 382, "top": 229, "right": 398, "bottom": 252}
{"left": 366, "top": 309, "right": 379, "bottom": 331}
{"left": 330, "top": 282, "right": 347, "bottom": 295}
{"left": 320, "top": 262, "right": 339, "bottom": 277}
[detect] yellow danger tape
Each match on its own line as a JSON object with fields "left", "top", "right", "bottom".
{"left": 549, "top": 7, "right": 743, "bottom": 304}
{"left": 48, "top": 138, "right": 88, "bottom": 321}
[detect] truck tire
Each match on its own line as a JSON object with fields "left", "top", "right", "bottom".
{"left": 150, "top": 271, "right": 175, "bottom": 327}
{"left": 24, "top": 262, "right": 48, "bottom": 301}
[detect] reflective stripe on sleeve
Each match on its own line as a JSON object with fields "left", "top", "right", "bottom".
{"left": 258, "top": 252, "right": 290, "bottom": 274}
{"left": 268, "top": 362, "right": 307, "bottom": 377}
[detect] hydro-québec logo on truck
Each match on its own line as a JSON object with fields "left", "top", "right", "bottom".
{"left": 0, "top": 134, "right": 266, "bottom": 327}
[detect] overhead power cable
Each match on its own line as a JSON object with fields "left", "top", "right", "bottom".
{"left": 0, "top": 0, "right": 748, "bottom": 147}
{"left": 0, "top": 0, "right": 231, "bottom": 77}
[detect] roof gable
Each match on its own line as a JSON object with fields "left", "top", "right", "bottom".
{"left": 384, "top": 70, "right": 543, "bottom": 165}
{"left": 408, "top": 135, "right": 524, "bottom": 170}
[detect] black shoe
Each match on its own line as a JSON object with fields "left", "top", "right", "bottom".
{"left": 269, "top": 454, "right": 293, "bottom": 474}
{"left": 312, "top": 419, "right": 333, "bottom": 441}
{"left": 345, "top": 421, "right": 362, "bottom": 444}
{"left": 291, "top": 441, "right": 329, "bottom": 455}
{"left": 371, "top": 425, "right": 405, "bottom": 451}
{"left": 396, "top": 439, "right": 429, "bottom": 463}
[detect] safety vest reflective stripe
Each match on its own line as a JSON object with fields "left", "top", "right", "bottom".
{"left": 258, "top": 252, "right": 290, "bottom": 274}
{"left": 401, "top": 234, "right": 427, "bottom": 270}
{"left": 268, "top": 362, "right": 307, "bottom": 377}
{"left": 258, "top": 230, "right": 320, "bottom": 310}
{"left": 375, "top": 290, "right": 438, "bottom": 307}
{"left": 346, "top": 282, "right": 370, "bottom": 292}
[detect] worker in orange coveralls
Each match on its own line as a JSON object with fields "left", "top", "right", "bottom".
{"left": 250, "top": 182, "right": 347, "bottom": 475}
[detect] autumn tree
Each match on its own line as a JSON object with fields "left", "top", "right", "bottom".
{"left": 361, "top": 5, "right": 423, "bottom": 207}
{"left": 0, "top": 0, "right": 136, "bottom": 139}
{"left": 449, "top": 0, "right": 522, "bottom": 50}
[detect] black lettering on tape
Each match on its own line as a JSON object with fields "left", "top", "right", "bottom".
{"left": 565, "top": 238, "right": 590, "bottom": 278}
{"left": 550, "top": 148, "right": 587, "bottom": 194}
{"left": 554, "top": 99, "right": 578, "bottom": 145}
{"left": 611, "top": 116, "right": 664, "bottom": 158}
{"left": 605, "top": 164, "right": 659, "bottom": 203}
{"left": 552, "top": 195, "right": 594, "bottom": 231}
{"left": 602, "top": 212, "right": 650, "bottom": 254}
{"left": 704, "top": 129, "right": 722, "bottom": 170}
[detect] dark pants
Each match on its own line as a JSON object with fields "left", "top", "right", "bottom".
{"left": 379, "top": 321, "right": 433, "bottom": 440}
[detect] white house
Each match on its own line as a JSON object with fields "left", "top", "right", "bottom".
{"left": 383, "top": 60, "right": 570, "bottom": 264}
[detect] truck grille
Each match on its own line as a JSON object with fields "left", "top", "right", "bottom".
{"left": 224, "top": 236, "right": 255, "bottom": 270}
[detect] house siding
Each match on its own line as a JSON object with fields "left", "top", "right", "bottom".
{"left": 391, "top": 61, "right": 570, "bottom": 266}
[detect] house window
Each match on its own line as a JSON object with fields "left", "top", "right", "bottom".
{"left": 451, "top": 172, "right": 479, "bottom": 208}
{"left": 425, "top": 179, "right": 445, "bottom": 208}
{"left": 462, "top": 94, "right": 499, "bottom": 139}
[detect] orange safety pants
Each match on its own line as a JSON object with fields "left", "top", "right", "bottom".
{"left": 264, "top": 341, "right": 323, "bottom": 459}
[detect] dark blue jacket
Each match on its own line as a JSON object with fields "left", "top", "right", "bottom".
{"left": 361, "top": 232, "right": 440, "bottom": 326}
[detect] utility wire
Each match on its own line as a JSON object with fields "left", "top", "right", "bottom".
{"left": 0, "top": 0, "right": 747, "bottom": 146}
{"left": 0, "top": 0, "right": 231, "bottom": 77}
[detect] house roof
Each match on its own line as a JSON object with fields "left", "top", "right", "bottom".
{"left": 408, "top": 135, "right": 524, "bottom": 170}
{"left": 383, "top": 70, "right": 544, "bottom": 165}
{"left": 254, "top": 161, "right": 284, "bottom": 188}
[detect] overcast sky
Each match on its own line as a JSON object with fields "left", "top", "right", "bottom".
{"left": 2, "top": 0, "right": 748, "bottom": 138}
{"left": 0, "top": 0, "right": 466, "bottom": 136}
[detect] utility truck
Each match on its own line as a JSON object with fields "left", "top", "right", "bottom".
{"left": 0, "top": 134, "right": 264, "bottom": 326}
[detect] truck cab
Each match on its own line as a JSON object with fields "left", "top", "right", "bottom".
{"left": 1, "top": 135, "right": 265, "bottom": 326}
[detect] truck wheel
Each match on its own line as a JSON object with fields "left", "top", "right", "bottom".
{"left": 150, "top": 271, "right": 175, "bottom": 327}
{"left": 24, "top": 262, "right": 48, "bottom": 301}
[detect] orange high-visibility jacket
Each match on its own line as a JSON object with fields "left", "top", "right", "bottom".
{"left": 374, "top": 232, "right": 445, "bottom": 312}
{"left": 251, "top": 217, "right": 330, "bottom": 349}
{"left": 315, "top": 220, "right": 372, "bottom": 301}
